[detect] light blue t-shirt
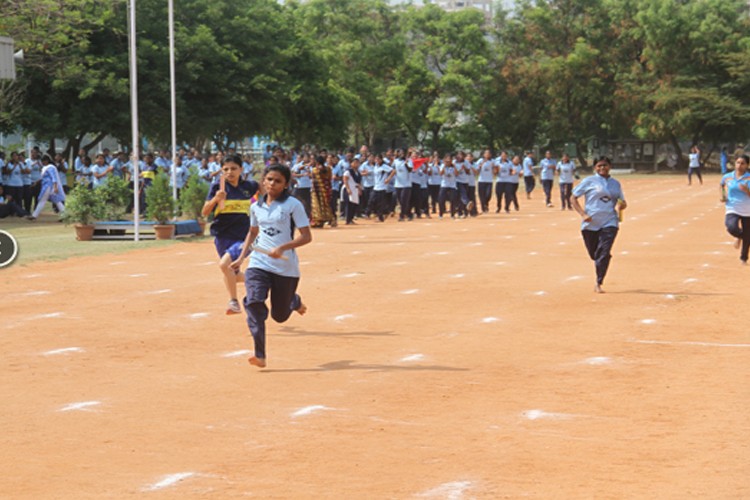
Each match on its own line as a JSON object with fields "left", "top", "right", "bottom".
{"left": 466, "top": 161, "right": 477, "bottom": 186}
{"left": 540, "top": 158, "right": 555, "bottom": 181}
{"left": 572, "top": 173, "right": 625, "bottom": 231}
{"left": 91, "top": 164, "right": 110, "bottom": 188}
{"left": 477, "top": 159, "right": 494, "bottom": 183}
{"left": 58, "top": 161, "right": 68, "bottom": 186}
{"left": 428, "top": 163, "right": 442, "bottom": 185}
{"left": 292, "top": 162, "right": 312, "bottom": 189}
{"left": 249, "top": 194, "right": 310, "bottom": 278}
{"left": 523, "top": 156, "right": 534, "bottom": 177}
{"left": 373, "top": 163, "right": 394, "bottom": 191}
{"left": 5, "top": 161, "right": 23, "bottom": 187}
{"left": 28, "top": 159, "right": 42, "bottom": 183}
{"left": 393, "top": 158, "right": 411, "bottom": 188}
{"left": 721, "top": 172, "right": 750, "bottom": 217}
{"left": 496, "top": 160, "right": 513, "bottom": 183}
{"left": 455, "top": 160, "right": 469, "bottom": 184}
{"left": 557, "top": 161, "right": 575, "bottom": 183}
{"left": 410, "top": 162, "right": 426, "bottom": 186}
{"left": 360, "top": 161, "right": 375, "bottom": 188}
{"left": 170, "top": 165, "right": 189, "bottom": 189}
{"left": 508, "top": 162, "right": 520, "bottom": 184}
{"left": 440, "top": 165, "right": 457, "bottom": 189}
{"left": 333, "top": 160, "right": 348, "bottom": 190}
{"left": 689, "top": 153, "right": 700, "bottom": 168}
{"left": 21, "top": 160, "right": 32, "bottom": 185}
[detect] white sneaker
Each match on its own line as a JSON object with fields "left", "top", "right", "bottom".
{"left": 226, "top": 299, "right": 241, "bottom": 315}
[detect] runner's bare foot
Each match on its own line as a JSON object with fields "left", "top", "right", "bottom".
{"left": 295, "top": 302, "right": 307, "bottom": 316}
{"left": 734, "top": 238, "right": 742, "bottom": 249}
{"left": 594, "top": 284, "right": 605, "bottom": 293}
{"left": 248, "top": 356, "right": 266, "bottom": 368}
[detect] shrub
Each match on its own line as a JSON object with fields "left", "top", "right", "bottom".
{"left": 61, "top": 182, "right": 105, "bottom": 226}
{"left": 179, "top": 173, "right": 209, "bottom": 221}
{"left": 145, "top": 172, "right": 176, "bottom": 224}
{"left": 98, "top": 176, "right": 131, "bottom": 221}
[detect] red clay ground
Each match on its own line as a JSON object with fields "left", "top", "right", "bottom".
{"left": 1, "top": 175, "right": 748, "bottom": 498}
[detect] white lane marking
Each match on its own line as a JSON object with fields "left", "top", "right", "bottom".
{"left": 42, "top": 347, "right": 84, "bottom": 356}
{"left": 390, "top": 261, "right": 409, "bottom": 266}
{"left": 342, "top": 272, "right": 362, "bottom": 278}
{"left": 620, "top": 251, "right": 629, "bottom": 255}
{"left": 417, "top": 481, "right": 473, "bottom": 499}
{"left": 400, "top": 354, "right": 425, "bottom": 362}
{"left": 449, "top": 273, "right": 465, "bottom": 278}
{"left": 142, "top": 472, "right": 196, "bottom": 492}
{"left": 523, "top": 409, "right": 572, "bottom": 421}
{"left": 291, "top": 405, "right": 333, "bottom": 418}
{"left": 146, "top": 289, "right": 172, "bottom": 295}
{"left": 31, "top": 312, "right": 64, "bottom": 320}
{"left": 23, "top": 274, "right": 43, "bottom": 279}
{"left": 494, "top": 261, "right": 507, "bottom": 266}
{"left": 23, "top": 290, "right": 51, "bottom": 296}
{"left": 683, "top": 278, "right": 699, "bottom": 284}
{"left": 400, "top": 289, "right": 419, "bottom": 295}
{"left": 632, "top": 339, "right": 750, "bottom": 348}
{"left": 189, "top": 312, "right": 210, "bottom": 319}
{"left": 468, "top": 242, "right": 483, "bottom": 246}
{"left": 129, "top": 273, "right": 148, "bottom": 278}
{"left": 481, "top": 317, "right": 499, "bottom": 323}
{"left": 432, "top": 251, "right": 451, "bottom": 255}
{"left": 664, "top": 294, "right": 676, "bottom": 300}
{"left": 640, "top": 319, "right": 657, "bottom": 325}
{"left": 222, "top": 350, "right": 252, "bottom": 358}
{"left": 533, "top": 291, "right": 548, "bottom": 296}
{"left": 564, "top": 275, "right": 583, "bottom": 282}
{"left": 528, "top": 251, "right": 539, "bottom": 256}
{"left": 581, "top": 356, "right": 612, "bottom": 366}
{"left": 197, "top": 261, "right": 215, "bottom": 266}
{"left": 109, "top": 261, "right": 126, "bottom": 266}
{"left": 59, "top": 401, "right": 101, "bottom": 412}
{"left": 351, "top": 250, "right": 363, "bottom": 255}
{"left": 334, "top": 314, "right": 355, "bottom": 322}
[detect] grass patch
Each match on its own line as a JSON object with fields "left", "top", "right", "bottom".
{"left": 1, "top": 212, "right": 209, "bottom": 268}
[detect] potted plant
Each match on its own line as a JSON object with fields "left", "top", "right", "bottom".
{"left": 61, "top": 182, "right": 105, "bottom": 240}
{"left": 179, "top": 173, "right": 210, "bottom": 235}
{"left": 145, "top": 172, "right": 177, "bottom": 239}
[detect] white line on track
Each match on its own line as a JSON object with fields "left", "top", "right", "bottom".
{"left": 631, "top": 339, "right": 750, "bottom": 348}
{"left": 291, "top": 405, "right": 333, "bottom": 418}
{"left": 142, "top": 472, "right": 196, "bottom": 492}
{"left": 42, "top": 347, "right": 84, "bottom": 356}
{"left": 59, "top": 401, "right": 101, "bottom": 412}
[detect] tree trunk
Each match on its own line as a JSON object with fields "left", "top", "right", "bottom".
{"left": 82, "top": 132, "right": 107, "bottom": 153}
{"left": 575, "top": 138, "right": 588, "bottom": 170}
{"left": 47, "top": 138, "right": 56, "bottom": 156}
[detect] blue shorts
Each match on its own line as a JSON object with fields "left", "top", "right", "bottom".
{"left": 214, "top": 237, "right": 244, "bottom": 261}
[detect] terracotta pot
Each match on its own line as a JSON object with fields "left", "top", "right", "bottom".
{"left": 75, "top": 224, "right": 95, "bottom": 241}
{"left": 196, "top": 220, "right": 206, "bottom": 236}
{"left": 153, "top": 224, "right": 175, "bottom": 240}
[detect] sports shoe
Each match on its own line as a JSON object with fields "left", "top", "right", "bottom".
{"left": 226, "top": 299, "right": 241, "bottom": 315}
{"left": 466, "top": 200, "right": 475, "bottom": 212}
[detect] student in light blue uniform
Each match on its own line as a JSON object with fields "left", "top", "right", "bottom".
{"left": 53, "top": 154, "right": 69, "bottom": 193}
{"left": 28, "top": 151, "right": 43, "bottom": 211}
{"left": 408, "top": 152, "right": 427, "bottom": 219}
{"left": 291, "top": 154, "right": 313, "bottom": 217}
{"left": 170, "top": 156, "right": 189, "bottom": 197}
{"left": 453, "top": 151, "right": 470, "bottom": 217}
{"left": 476, "top": 149, "right": 495, "bottom": 213}
{"left": 371, "top": 153, "right": 395, "bottom": 222}
{"left": 393, "top": 149, "right": 412, "bottom": 221}
{"left": 359, "top": 154, "right": 375, "bottom": 217}
{"left": 20, "top": 153, "right": 33, "bottom": 213}
{"left": 720, "top": 154, "right": 750, "bottom": 264}
{"left": 493, "top": 151, "right": 512, "bottom": 213}
{"left": 76, "top": 155, "right": 93, "bottom": 188}
{"left": 427, "top": 152, "right": 442, "bottom": 214}
{"left": 540, "top": 150, "right": 556, "bottom": 207}
{"left": 438, "top": 154, "right": 458, "bottom": 218}
{"left": 333, "top": 151, "right": 350, "bottom": 220}
{"left": 523, "top": 151, "right": 536, "bottom": 199}
{"left": 3, "top": 152, "right": 25, "bottom": 209}
{"left": 572, "top": 157, "right": 627, "bottom": 293}
{"left": 466, "top": 152, "right": 478, "bottom": 216}
{"left": 109, "top": 151, "right": 128, "bottom": 179}
{"left": 91, "top": 153, "right": 113, "bottom": 188}
{"left": 507, "top": 154, "right": 521, "bottom": 211}
{"left": 688, "top": 145, "right": 703, "bottom": 186}
{"left": 231, "top": 163, "right": 312, "bottom": 369}
{"left": 556, "top": 153, "right": 576, "bottom": 210}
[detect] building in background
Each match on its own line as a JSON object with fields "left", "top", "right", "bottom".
{"left": 433, "top": 0, "right": 493, "bottom": 20}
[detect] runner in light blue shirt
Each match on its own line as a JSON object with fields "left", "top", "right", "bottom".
{"left": 522, "top": 151, "right": 536, "bottom": 199}
{"left": 539, "top": 150, "right": 556, "bottom": 207}
{"left": 438, "top": 154, "right": 458, "bottom": 218}
{"left": 572, "top": 157, "right": 627, "bottom": 292}
{"left": 556, "top": 153, "right": 576, "bottom": 210}
{"left": 231, "top": 163, "right": 312, "bottom": 368}
{"left": 720, "top": 154, "right": 750, "bottom": 263}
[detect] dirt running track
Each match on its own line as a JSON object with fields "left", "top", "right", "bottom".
{"left": 1, "top": 176, "right": 748, "bottom": 499}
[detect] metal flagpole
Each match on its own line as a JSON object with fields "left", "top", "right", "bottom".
{"left": 169, "top": 0, "right": 177, "bottom": 201}
{"left": 129, "top": 0, "right": 140, "bottom": 241}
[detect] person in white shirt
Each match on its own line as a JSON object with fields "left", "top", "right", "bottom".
{"left": 688, "top": 145, "right": 703, "bottom": 186}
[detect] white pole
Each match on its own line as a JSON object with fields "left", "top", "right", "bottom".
{"left": 169, "top": 0, "right": 177, "bottom": 202}
{"left": 129, "top": 0, "right": 140, "bottom": 241}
